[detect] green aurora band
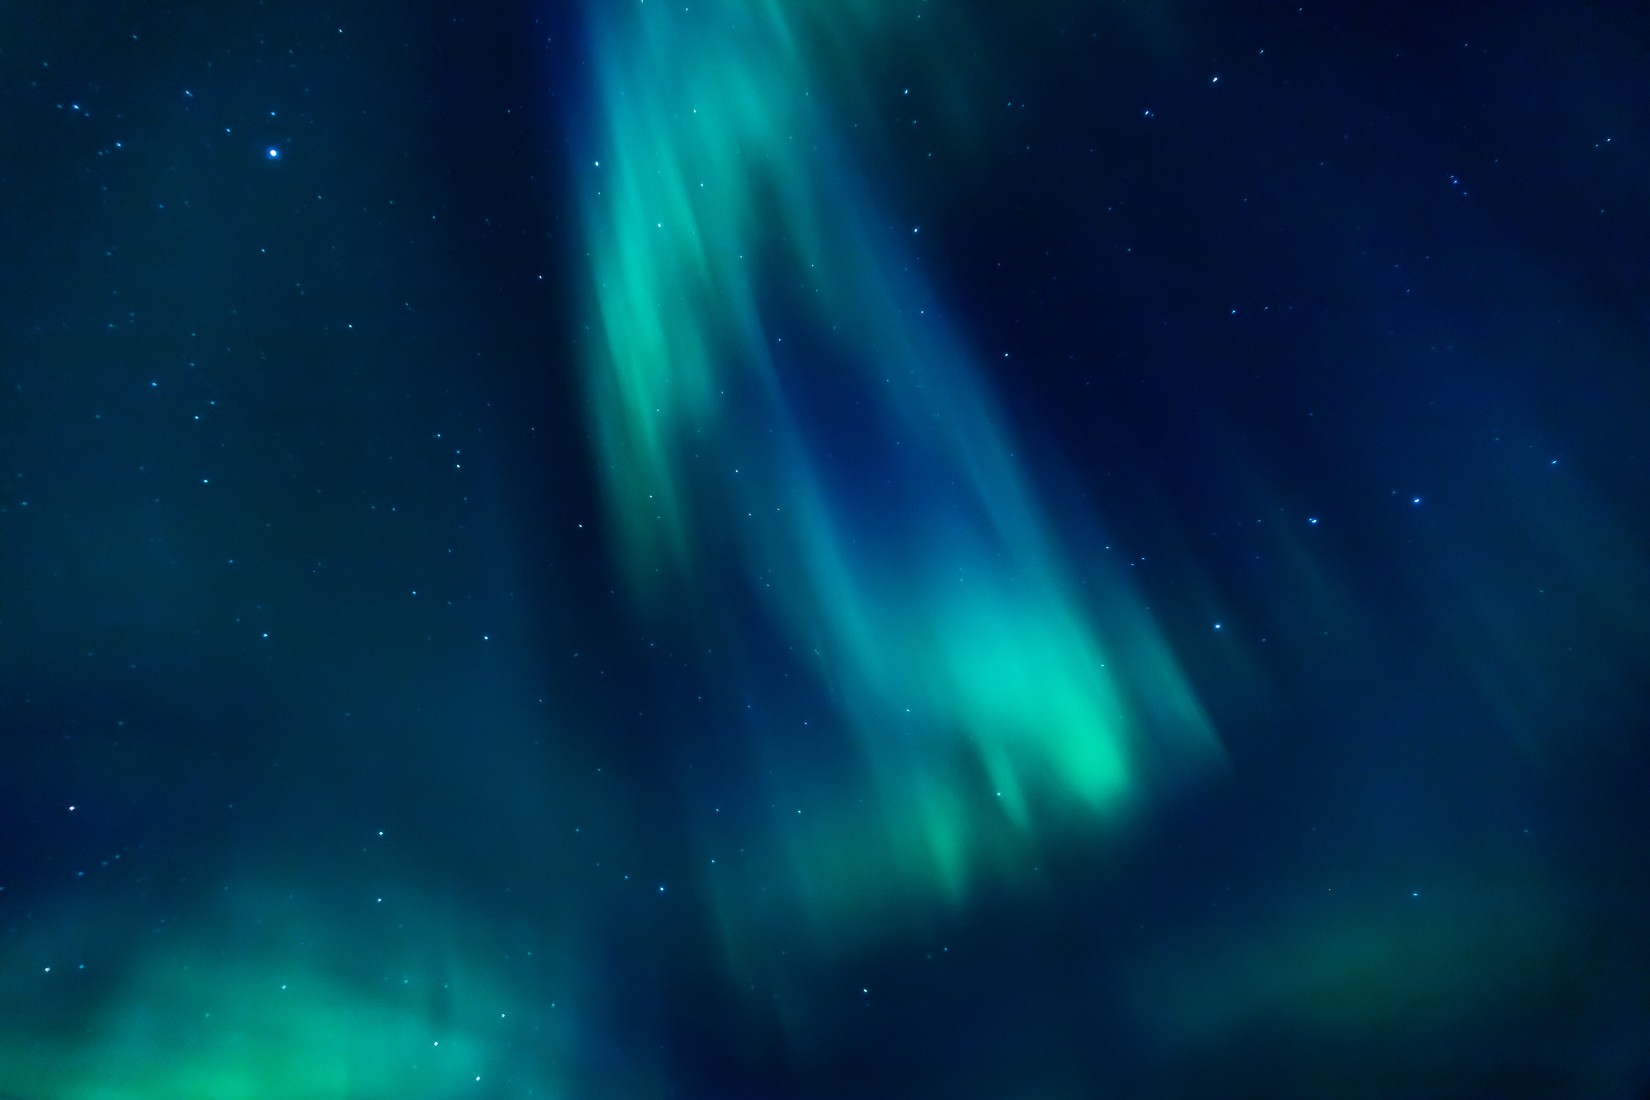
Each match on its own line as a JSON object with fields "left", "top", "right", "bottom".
{"left": 577, "top": 1, "right": 1223, "bottom": 939}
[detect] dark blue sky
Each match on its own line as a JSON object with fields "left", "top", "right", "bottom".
{"left": 2, "top": 3, "right": 1647, "bottom": 1097}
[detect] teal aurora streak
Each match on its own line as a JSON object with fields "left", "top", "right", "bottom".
{"left": 578, "top": 1, "right": 1223, "bottom": 934}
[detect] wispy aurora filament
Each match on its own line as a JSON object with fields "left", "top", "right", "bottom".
{"left": 579, "top": 1, "right": 1220, "bottom": 922}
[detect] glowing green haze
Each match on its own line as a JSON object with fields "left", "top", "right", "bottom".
{"left": 579, "top": 1, "right": 1222, "bottom": 929}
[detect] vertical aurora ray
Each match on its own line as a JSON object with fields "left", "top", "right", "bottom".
{"left": 577, "top": 2, "right": 1222, "bottom": 933}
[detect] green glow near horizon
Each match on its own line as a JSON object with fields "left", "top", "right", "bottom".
{"left": 0, "top": 879, "right": 612, "bottom": 1100}
{"left": 580, "top": 1, "right": 1222, "bottom": 934}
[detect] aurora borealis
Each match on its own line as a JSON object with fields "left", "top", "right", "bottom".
{"left": 3, "top": 2, "right": 1649, "bottom": 1097}
{"left": 578, "top": 0, "right": 1220, "bottom": 936}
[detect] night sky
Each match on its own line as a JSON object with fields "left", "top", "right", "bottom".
{"left": 3, "top": 2, "right": 1649, "bottom": 1097}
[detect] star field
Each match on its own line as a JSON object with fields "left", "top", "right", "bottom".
{"left": 2, "top": 3, "right": 1648, "bottom": 1098}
